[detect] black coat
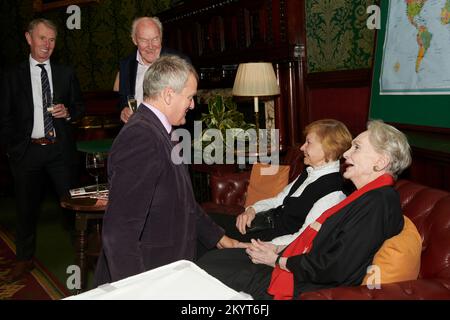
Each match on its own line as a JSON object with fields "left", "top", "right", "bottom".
{"left": 197, "top": 186, "right": 404, "bottom": 299}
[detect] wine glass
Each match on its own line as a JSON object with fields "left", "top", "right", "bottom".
{"left": 127, "top": 95, "right": 138, "bottom": 112}
{"left": 85, "top": 152, "right": 106, "bottom": 195}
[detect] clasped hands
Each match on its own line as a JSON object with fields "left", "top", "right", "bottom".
{"left": 216, "top": 236, "right": 278, "bottom": 267}
{"left": 219, "top": 207, "right": 284, "bottom": 268}
{"left": 246, "top": 239, "right": 279, "bottom": 267}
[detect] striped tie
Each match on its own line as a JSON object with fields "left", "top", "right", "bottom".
{"left": 37, "top": 64, "right": 55, "bottom": 141}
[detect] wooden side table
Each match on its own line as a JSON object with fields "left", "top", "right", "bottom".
{"left": 60, "top": 195, "right": 107, "bottom": 293}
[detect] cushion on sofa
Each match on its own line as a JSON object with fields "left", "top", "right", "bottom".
{"left": 362, "top": 215, "right": 422, "bottom": 286}
{"left": 244, "top": 163, "right": 290, "bottom": 207}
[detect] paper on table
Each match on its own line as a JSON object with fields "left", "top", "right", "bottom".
{"left": 70, "top": 184, "right": 108, "bottom": 197}
{"left": 64, "top": 260, "right": 253, "bottom": 300}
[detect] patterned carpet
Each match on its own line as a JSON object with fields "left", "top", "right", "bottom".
{"left": 0, "top": 227, "right": 69, "bottom": 300}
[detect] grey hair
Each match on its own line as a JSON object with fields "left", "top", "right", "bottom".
{"left": 367, "top": 120, "right": 412, "bottom": 179}
{"left": 131, "top": 16, "right": 163, "bottom": 41}
{"left": 27, "top": 18, "right": 58, "bottom": 37}
{"left": 143, "top": 55, "right": 198, "bottom": 99}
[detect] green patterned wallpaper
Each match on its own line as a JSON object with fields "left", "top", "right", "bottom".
{"left": 0, "top": 0, "right": 171, "bottom": 91}
{"left": 1, "top": 1, "right": 379, "bottom": 86}
{"left": 306, "top": 0, "right": 377, "bottom": 73}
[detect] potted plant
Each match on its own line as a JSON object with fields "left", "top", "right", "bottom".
{"left": 194, "top": 94, "right": 255, "bottom": 164}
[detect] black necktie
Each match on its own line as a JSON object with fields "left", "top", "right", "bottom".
{"left": 37, "top": 64, "right": 55, "bottom": 141}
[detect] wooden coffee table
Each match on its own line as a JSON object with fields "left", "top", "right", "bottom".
{"left": 60, "top": 195, "right": 107, "bottom": 293}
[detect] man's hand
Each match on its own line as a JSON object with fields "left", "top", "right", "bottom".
{"left": 216, "top": 235, "right": 249, "bottom": 249}
{"left": 236, "top": 207, "right": 256, "bottom": 235}
{"left": 120, "top": 107, "right": 133, "bottom": 123}
{"left": 51, "top": 104, "right": 69, "bottom": 119}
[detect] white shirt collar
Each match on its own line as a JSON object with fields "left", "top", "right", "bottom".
{"left": 136, "top": 50, "right": 150, "bottom": 66}
{"left": 306, "top": 160, "right": 341, "bottom": 177}
{"left": 29, "top": 55, "right": 50, "bottom": 68}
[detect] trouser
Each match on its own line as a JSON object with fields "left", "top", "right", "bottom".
{"left": 197, "top": 213, "right": 285, "bottom": 260}
{"left": 9, "top": 143, "right": 72, "bottom": 260}
{"left": 196, "top": 248, "right": 273, "bottom": 300}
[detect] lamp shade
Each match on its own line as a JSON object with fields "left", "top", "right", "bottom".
{"left": 232, "top": 62, "right": 280, "bottom": 97}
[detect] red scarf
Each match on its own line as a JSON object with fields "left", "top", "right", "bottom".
{"left": 267, "top": 174, "right": 394, "bottom": 300}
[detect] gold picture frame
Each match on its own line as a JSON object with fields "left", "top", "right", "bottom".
{"left": 33, "top": 0, "right": 99, "bottom": 12}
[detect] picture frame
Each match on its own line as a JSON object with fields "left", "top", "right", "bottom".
{"left": 33, "top": 0, "right": 99, "bottom": 12}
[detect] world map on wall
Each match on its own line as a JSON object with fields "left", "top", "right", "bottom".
{"left": 380, "top": 0, "right": 450, "bottom": 94}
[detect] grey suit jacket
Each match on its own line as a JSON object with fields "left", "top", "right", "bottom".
{"left": 96, "top": 105, "right": 224, "bottom": 284}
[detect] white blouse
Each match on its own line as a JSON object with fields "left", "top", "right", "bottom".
{"left": 248, "top": 160, "right": 346, "bottom": 246}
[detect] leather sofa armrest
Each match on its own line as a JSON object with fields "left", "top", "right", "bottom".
{"left": 209, "top": 171, "right": 251, "bottom": 207}
{"left": 299, "top": 279, "right": 450, "bottom": 300}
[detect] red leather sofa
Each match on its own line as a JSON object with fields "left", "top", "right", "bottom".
{"left": 201, "top": 151, "right": 450, "bottom": 299}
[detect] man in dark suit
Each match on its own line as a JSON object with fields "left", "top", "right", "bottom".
{"left": 94, "top": 55, "right": 242, "bottom": 286}
{"left": 0, "top": 18, "right": 84, "bottom": 282}
{"left": 116, "top": 16, "right": 188, "bottom": 123}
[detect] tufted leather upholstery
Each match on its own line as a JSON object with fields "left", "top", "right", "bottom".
{"left": 201, "top": 144, "right": 304, "bottom": 216}
{"left": 299, "top": 179, "right": 450, "bottom": 300}
{"left": 202, "top": 168, "right": 450, "bottom": 299}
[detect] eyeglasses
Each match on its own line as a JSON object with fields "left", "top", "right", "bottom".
{"left": 136, "top": 36, "right": 161, "bottom": 46}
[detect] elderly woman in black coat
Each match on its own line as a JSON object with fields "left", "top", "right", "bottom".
{"left": 197, "top": 120, "right": 412, "bottom": 299}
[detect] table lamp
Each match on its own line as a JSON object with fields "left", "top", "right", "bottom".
{"left": 232, "top": 62, "right": 280, "bottom": 153}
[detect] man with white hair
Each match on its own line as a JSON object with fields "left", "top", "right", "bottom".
{"left": 116, "top": 16, "right": 188, "bottom": 123}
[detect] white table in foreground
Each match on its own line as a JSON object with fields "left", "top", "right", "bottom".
{"left": 64, "top": 260, "right": 252, "bottom": 300}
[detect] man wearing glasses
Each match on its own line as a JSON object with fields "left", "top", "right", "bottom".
{"left": 116, "top": 16, "right": 188, "bottom": 123}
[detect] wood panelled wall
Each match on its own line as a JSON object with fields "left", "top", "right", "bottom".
{"left": 159, "top": 0, "right": 375, "bottom": 147}
{"left": 159, "top": 0, "right": 307, "bottom": 151}
{"left": 158, "top": 0, "right": 450, "bottom": 191}
{"left": 304, "top": 69, "right": 372, "bottom": 136}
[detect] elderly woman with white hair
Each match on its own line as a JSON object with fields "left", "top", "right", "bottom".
{"left": 197, "top": 120, "right": 412, "bottom": 300}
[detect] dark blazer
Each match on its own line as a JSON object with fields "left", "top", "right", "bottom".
{"left": 95, "top": 105, "right": 224, "bottom": 284}
{"left": 118, "top": 48, "right": 191, "bottom": 109}
{"left": 0, "top": 60, "right": 84, "bottom": 163}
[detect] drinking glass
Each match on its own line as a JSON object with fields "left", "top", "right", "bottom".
{"left": 127, "top": 95, "right": 138, "bottom": 112}
{"left": 46, "top": 95, "right": 55, "bottom": 114}
{"left": 85, "top": 152, "right": 106, "bottom": 195}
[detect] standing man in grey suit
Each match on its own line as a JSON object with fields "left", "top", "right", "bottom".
{"left": 0, "top": 18, "right": 85, "bottom": 282}
{"left": 94, "top": 55, "right": 242, "bottom": 285}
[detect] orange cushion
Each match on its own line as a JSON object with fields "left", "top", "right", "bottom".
{"left": 244, "top": 163, "right": 290, "bottom": 207}
{"left": 362, "top": 216, "right": 422, "bottom": 286}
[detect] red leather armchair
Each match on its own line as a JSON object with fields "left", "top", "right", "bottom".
{"left": 201, "top": 144, "right": 304, "bottom": 216}
{"left": 202, "top": 167, "right": 450, "bottom": 299}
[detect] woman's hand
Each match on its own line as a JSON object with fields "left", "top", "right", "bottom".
{"left": 246, "top": 239, "right": 279, "bottom": 267}
{"left": 236, "top": 207, "right": 256, "bottom": 235}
